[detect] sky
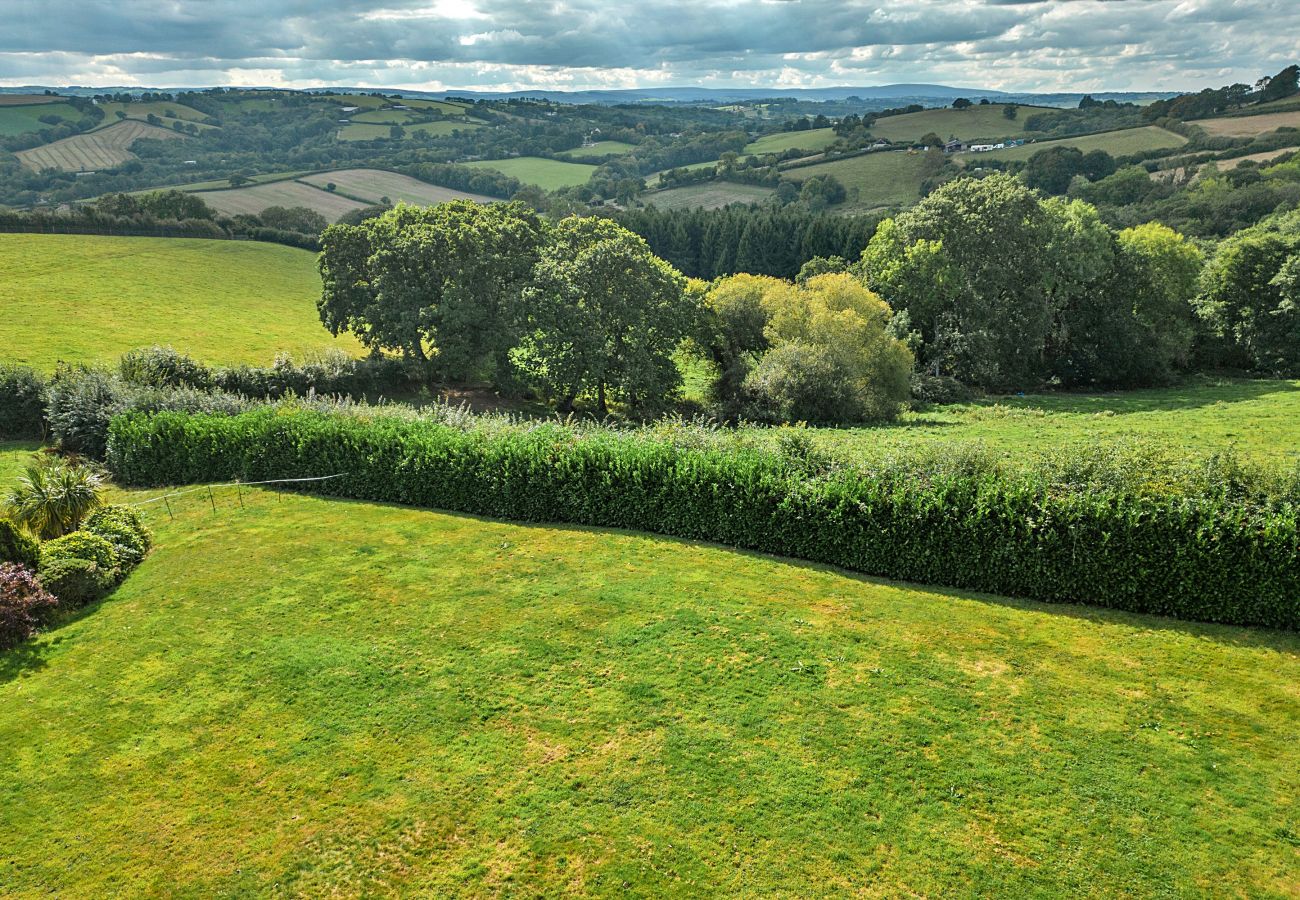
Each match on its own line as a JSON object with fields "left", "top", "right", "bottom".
{"left": 0, "top": 0, "right": 1296, "bottom": 94}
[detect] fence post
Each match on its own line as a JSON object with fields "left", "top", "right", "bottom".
{"left": 207, "top": 485, "right": 217, "bottom": 513}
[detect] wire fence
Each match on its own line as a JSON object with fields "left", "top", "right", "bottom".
{"left": 127, "top": 474, "right": 347, "bottom": 519}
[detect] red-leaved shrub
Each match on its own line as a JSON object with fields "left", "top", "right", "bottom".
{"left": 0, "top": 563, "right": 58, "bottom": 650}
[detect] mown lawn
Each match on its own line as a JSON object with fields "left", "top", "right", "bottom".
{"left": 0, "top": 234, "right": 360, "bottom": 370}
{"left": 1, "top": 463, "right": 1297, "bottom": 895}
{"left": 790, "top": 376, "right": 1300, "bottom": 466}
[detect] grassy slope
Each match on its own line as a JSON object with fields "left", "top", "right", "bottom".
{"left": 783, "top": 151, "right": 931, "bottom": 210}
{"left": 0, "top": 102, "right": 84, "bottom": 136}
{"left": 967, "top": 126, "right": 1186, "bottom": 162}
{"left": 0, "top": 234, "right": 358, "bottom": 370}
{"left": 194, "top": 180, "right": 369, "bottom": 221}
{"left": 338, "top": 121, "right": 483, "bottom": 142}
{"left": 560, "top": 140, "right": 638, "bottom": 160}
{"left": 869, "top": 105, "right": 1042, "bottom": 143}
{"left": 464, "top": 156, "right": 597, "bottom": 190}
{"left": 794, "top": 377, "right": 1300, "bottom": 466}
{"left": 1, "top": 473, "right": 1296, "bottom": 895}
{"left": 644, "top": 182, "right": 776, "bottom": 210}
{"left": 744, "top": 127, "right": 839, "bottom": 155}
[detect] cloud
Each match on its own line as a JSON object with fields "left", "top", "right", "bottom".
{"left": 0, "top": 0, "right": 1295, "bottom": 92}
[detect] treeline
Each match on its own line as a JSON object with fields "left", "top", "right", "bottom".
{"left": 1142, "top": 64, "right": 1299, "bottom": 122}
{"left": 612, "top": 205, "right": 880, "bottom": 279}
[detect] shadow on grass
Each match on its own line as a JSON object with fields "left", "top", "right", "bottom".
{"left": 0, "top": 588, "right": 119, "bottom": 685}
{"left": 977, "top": 376, "right": 1300, "bottom": 417}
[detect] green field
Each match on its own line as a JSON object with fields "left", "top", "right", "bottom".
{"left": 338, "top": 120, "right": 483, "bottom": 141}
{"left": 316, "top": 94, "right": 469, "bottom": 115}
{"left": 0, "top": 234, "right": 358, "bottom": 369}
{"left": 464, "top": 156, "right": 597, "bottom": 190}
{"left": 0, "top": 101, "right": 85, "bottom": 136}
{"left": 967, "top": 126, "right": 1187, "bottom": 162}
{"left": 93, "top": 100, "right": 212, "bottom": 128}
{"left": 644, "top": 181, "right": 776, "bottom": 210}
{"left": 559, "top": 140, "right": 638, "bottom": 160}
{"left": 1, "top": 442, "right": 1296, "bottom": 895}
{"left": 868, "top": 104, "right": 1042, "bottom": 144}
{"left": 744, "top": 127, "right": 838, "bottom": 155}
{"left": 783, "top": 150, "right": 931, "bottom": 210}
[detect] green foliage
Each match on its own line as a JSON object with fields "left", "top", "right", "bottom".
{"left": 42, "top": 530, "right": 121, "bottom": 575}
{"left": 119, "top": 346, "right": 214, "bottom": 389}
{"left": 514, "top": 217, "right": 693, "bottom": 412}
{"left": 108, "top": 407, "right": 1300, "bottom": 629}
{"left": 83, "top": 505, "right": 152, "bottom": 568}
{"left": 0, "top": 364, "right": 46, "bottom": 439}
{"left": 44, "top": 366, "right": 128, "bottom": 457}
{"left": 0, "top": 563, "right": 57, "bottom": 650}
{"left": 5, "top": 457, "right": 105, "bottom": 539}
{"left": 36, "top": 556, "right": 116, "bottom": 609}
{"left": 0, "top": 518, "right": 40, "bottom": 569}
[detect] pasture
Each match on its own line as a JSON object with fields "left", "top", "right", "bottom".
{"left": 1197, "top": 109, "right": 1300, "bottom": 137}
{"left": 744, "top": 127, "right": 839, "bottom": 155}
{"left": 297, "top": 168, "right": 498, "bottom": 206}
{"left": 965, "top": 126, "right": 1187, "bottom": 163}
{"left": 0, "top": 101, "right": 85, "bottom": 136}
{"left": 93, "top": 100, "right": 211, "bottom": 127}
{"left": 644, "top": 181, "right": 776, "bottom": 210}
{"left": 193, "top": 180, "right": 369, "bottom": 220}
{"left": 0, "top": 93, "right": 60, "bottom": 106}
{"left": 464, "top": 156, "right": 598, "bottom": 190}
{"left": 0, "top": 234, "right": 357, "bottom": 369}
{"left": 315, "top": 94, "right": 469, "bottom": 115}
{"left": 782, "top": 150, "right": 932, "bottom": 210}
{"left": 867, "top": 104, "right": 1041, "bottom": 143}
{"left": 15, "top": 119, "right": 187, "bottom": 172}
{"left": 1, "top": 458, "right": 1296, "bottom": 895}
{"left": 559, "top": 140, "right": 638, "bottom": 160}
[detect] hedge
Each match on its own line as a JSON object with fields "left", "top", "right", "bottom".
{"left": 106, "top": 407, "right": 1300, "bottom": 630}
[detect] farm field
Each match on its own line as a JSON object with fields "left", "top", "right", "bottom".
{"left": 783, "top": 150, "right": 932, "bottom": 210}
{"left": 337, "top": 120, "right": 483, "bottom": 141}
{"left": 1, "top": 463, "right": 1297, "bottom": 895}
{"left": 559, "top": 140, "right": 638, "bottom": 159}
{"left": 0, "top": 100, "right": 84, "bottom": 136}
{"left": 464, "top": 156, "right": 597, "bottom": 189}
{"left": 315, "top": 94, "right": 470, "bottom": 115}
{"left": 93, "top": 100, "right": 211, "bottom": 127}
{"left": 867, "top": 104, "right": 1042, "bottom": 143}
{"left": 1216, "top": 147, "right": 1299, "bottom": 169}
{"left": 645, "top": 181, "right": 776, "bottom": 209}
{"left": 0, "top": 234, "right": 357, "bottom": 369}
{"left": 1197, "top": 109, "right": 1300, "bottom": 137}
{"left": 793, "top": 377, "right": 1300, "bottom": 466}
{"left": 966, "top": 126, "right": 1187, "bottom": 162}
{"left": 194, "top": 180, "right": 369, "bottom": 220}
{"left": 15, "top": 119, "right": 187, "bottom": 172}
{"left": 297, "top": 168, "right": 498, "bottom": 205}
{"left": 0, "top": 93, "right": 60, "bottom": 106}
{"left": 744, "top": 127, "right": 838, "bottom": 155}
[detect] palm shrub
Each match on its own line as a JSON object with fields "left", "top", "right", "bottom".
{"left": 0, "top": 563, "right": 58, "bottom": 650}
{"left": 5, "top": 458, "right": 105, "bottom": 539}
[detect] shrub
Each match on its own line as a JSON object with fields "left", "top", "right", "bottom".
{"left": 42, "top": 530, "right": 121, "bottom": 576}
{"left": 743, "top": 341, "right": 861, "bottom": 423}
{"left": 5, "top": 458, "right": 105, "bottom": 539}
{"left": 107, "top": 407, "right": 1300, "bottom": 630}
{"left": 83, "top": 505, "right": 152, "bottom": 567}
{"left": 0, "top": 563, "right": 58, "bottom": 650}
{"left": 0, "top": 518, "right": 40, "bottom": 569}
{"left": 119, "top": 346, "right": 213, "bottom": 389}
{"left": 910, "top": 373, "right": 975, "bottom": 406}
{"left": 0, "top": 365, "right": 46, "bottom": 439}
{"left": 45, "top": 365, "right": 127, "bottom": 457}
{"left": 38, "top": 557, "right": 115, "bottom": 609}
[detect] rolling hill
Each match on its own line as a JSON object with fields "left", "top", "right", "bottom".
{"left": 15, "top": 119, "right": 188, "bottom": 172}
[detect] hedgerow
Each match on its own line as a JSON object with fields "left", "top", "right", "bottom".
{"left": 107, "top": 407, "right": 1300, "bottom": 630}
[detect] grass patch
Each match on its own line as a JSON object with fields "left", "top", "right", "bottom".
{"left": 296, "top": 169, "right": 497, "bottom": 206}
{"left": 744, "top": 127, "right": 839, "bottom": 155}
{"left": 644, "top": 181, "right": 775, "bottom": 210}
{"left": 1197, "top": 109, "right": 1300, "bottom": 137}
{"left": 0, "top": 102, "right": 85, "bottom": 137}
{"left": 868, "top": 105, "right": 1044, "bottom": 144}
{"left": 783, "top": 150, "right": 931, "bottom": 210}
{"left": 93, "top": 101, "right": 212, "bottom": 129}
{"left": 559, "top": 140, "right": 638, "bottom": 160}
{"left": 0, "top": 234, "right": 358, "bottom": 370}
{"left": 463, "top": 156, "right": 597, "bottom": 190}
{"left": 337, "top": 121, "right": 483, "bottom": 142}
{"left": 964, "top": 126, "right": 1186, "bottom": 163}
{"left": 0, "top": 481, "right": 1296, "bottom": 894}
{"left": 193, "top": 180, "right": 369, "bottom": 220}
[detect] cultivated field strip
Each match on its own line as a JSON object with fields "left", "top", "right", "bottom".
{"left": 1198, "top": 109, "right": 1300, "bottom": 136}
{"left": 15, "top": 120, "right": 187, "bottom": 172}
{"left": 194, "top": 181, "right": 370, "bottom": 220}
{"left": 296, "top": 169, "right": 498, "bottom": 206}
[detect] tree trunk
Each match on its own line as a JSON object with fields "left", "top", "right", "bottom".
{"left": 597, "top": 380, "right": 608, "bottom": 416}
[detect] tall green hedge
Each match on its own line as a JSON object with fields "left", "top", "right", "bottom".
{"left": 106, "top": 408, "right": 1300, "bottom": 630}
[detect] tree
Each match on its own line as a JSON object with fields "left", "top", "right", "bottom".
{"left": 857, "top": 174, "right": 1053, "bottom": 389}
{"left": 952, "top": 98, "right": 973, "bottom": 110}
{"left": 918, "top": 132, "right": 944, "bottom": 148}
{"left": 318, "top": 201, "right": 547, "bottom": 382}
{"left": 258, "top": 205, "right": 328, "bottom": 234}
{"left": 514, "top": 217, "right": 693, "bottom": 413}
{"left": 1003, "top": 105, "right": 1018, "bottom": 120}
{"left": 1257, "top": 64, "right": 1299, "bottom": 104}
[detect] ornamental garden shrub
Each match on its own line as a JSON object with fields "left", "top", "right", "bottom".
{"left": 0, "top": 563, "right": 58, "bottom": 650}
{"left": 107, "top": 406, "right": 1300, "bottom": 630}
{"left": 37, "top": 557, "right": 115, "bottom": 609}
{"left": 0, "top": 518, "right": 40, "bottom": 569}
{"left": 41, "top": 531, "right": 121, "bottom": 578}
{"left": 0, "top": 364, "right": 47, "bottom": 439}
{"left": 83, "top": 505, "right": 152, "bottom": 567}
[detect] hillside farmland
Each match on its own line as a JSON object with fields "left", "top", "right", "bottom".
{"left": 14, "top": 119, "right": 188, "bottom": 171}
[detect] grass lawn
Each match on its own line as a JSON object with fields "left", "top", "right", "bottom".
{"left": 744, "top": 127, "right": 839, "bottom": 155}
{"left": 464, "top": 156, "right": 597, "bottom": 190}
{"left": 0, "top": 234, "right": 359, "bottom": 370}
{"left": 1, "top": 467, "right": 1297, "bottom": 895}
{"left": 783, "top": 150, "right": 932, "bottom": 210}
{"left": 781, "top": 377, "right": 1300, "bottom": 466}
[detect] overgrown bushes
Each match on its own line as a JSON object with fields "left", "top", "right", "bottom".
{"left": 107, "top": 407, "right": 1300, "bottom": 630}
{"left": 0, "top": 365, "right": 47, "bottom": 439}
